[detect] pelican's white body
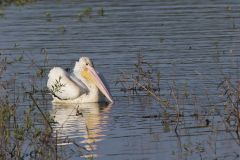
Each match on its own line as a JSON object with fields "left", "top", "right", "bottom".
{"left": 47, "top": 57, "right": 112, "bottom": 104}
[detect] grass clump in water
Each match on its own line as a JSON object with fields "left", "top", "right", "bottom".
{"left": 116, "top": 54, "right": 176, "bottom": 106}
{"left": 0, "top": 0, "right": 36, "bottom": 6}
{"left": 98, "top": 7, "right": 104, "bottom": 16}
{"left": 77, "top": 7, "right": 92, "bottom": 21}
{"left": 219, "top": 78, "right": 240, "bottom": 139}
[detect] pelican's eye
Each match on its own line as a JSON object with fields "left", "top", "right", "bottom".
{"left": 86, "top": 63, "right": 89, "bottom": 66}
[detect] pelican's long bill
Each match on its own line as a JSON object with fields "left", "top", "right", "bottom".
{"left": 85, "top": 66, "right": 114, "bottom": 103}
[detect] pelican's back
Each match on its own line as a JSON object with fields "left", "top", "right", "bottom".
{"left": 47, "top": 67, "right": 82, "bottom": 100}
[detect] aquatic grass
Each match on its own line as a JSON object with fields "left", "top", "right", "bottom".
{"left": 0, "top": 0, "right": 36, "bottom": 6}
{"left": 82, "top": 7, "right": 92, "bottom": 17}
{"left": 117, "top": 54, "right": 240, "bottom": 136}
{"left": 45, "top": 11, "right": 52, "bottom": 22}
{"left": 77, "top": 7, "right": 105, "bottom": 22}
{"left": 219, "top": 78, "right": 240, "bottom": 141}
{"left": 77, "top": 7, "right": 92, "bottom": 21}
{"left": 98, "top": 7, "right": 104, "bottom": 16}
{"left": 0, "top": 54, "right": 58, "bottom": 159}
{"left": 116, "top": 54, "right": 197, "bottom": 137}
{"left": 49, "top": 76, "right": 66, "bottom": 99}
{"left": 116, "top": 55, "right": 183, "bottom": 108}
{"left": 58, "top": 25, "right": 66, "bottom": 34}
{"left": 116, "top": 53, "right": 240, "bottom": 159}
{"left": 0, "top": 9, "right": 4, "bottom": 17}
{"left": 116, "top": 54, "right": 163, "bottom": 101}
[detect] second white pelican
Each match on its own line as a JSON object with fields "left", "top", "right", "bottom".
{"left": 47, "top": 57, "right": 113, "bottom": 104}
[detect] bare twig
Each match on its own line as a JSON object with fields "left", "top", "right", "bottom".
{"left": 26, "top": 92, "right": 53, "bottom": 131}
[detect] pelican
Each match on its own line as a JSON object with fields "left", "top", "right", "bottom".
{"left": 47, "top": 57, "right": 113, "bottom": 104}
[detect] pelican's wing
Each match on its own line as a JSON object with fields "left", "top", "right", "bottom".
{"left": 47, "top": 67, "right": 87, "bottom": 100}
{"left": 69, "top": 73, "right": 89, "bottom": 94}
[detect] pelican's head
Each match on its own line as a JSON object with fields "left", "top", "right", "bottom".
{"left": 79, "top": 57, "right": 94, "bottom": 68}
{"left": 74, "top": 57, "right": 114, "bottom": 103}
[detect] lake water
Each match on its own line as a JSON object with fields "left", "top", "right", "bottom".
{"left": 0, "top": 0, "right": 240, "bottom": 159}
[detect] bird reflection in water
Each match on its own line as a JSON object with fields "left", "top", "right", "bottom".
{"left": 51, "top": 102, "right": 112, "bottom": 158}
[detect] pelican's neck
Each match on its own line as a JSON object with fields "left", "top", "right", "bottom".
{"left": 73, "top": 70, "right": 90, "bottom": 88}
{"left": 73, "top": 71, "right": 103, "bottom": 103}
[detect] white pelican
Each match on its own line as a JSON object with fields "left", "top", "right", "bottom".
{"left": 47, "top": 57, "right": 113, "bottom": 104}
